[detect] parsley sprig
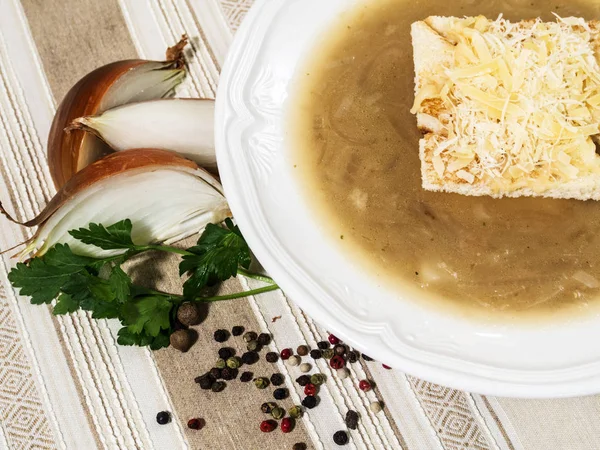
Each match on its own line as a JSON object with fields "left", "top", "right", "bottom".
{"left": 8, "top": 218, "right": 278, "bottom": 350}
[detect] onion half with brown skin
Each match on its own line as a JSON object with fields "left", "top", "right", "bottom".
{"left": 48, "top": 36, "right": 189, "bottom": 189}
{"left": 1, "top": 149, "right": 230, "bottom": 258}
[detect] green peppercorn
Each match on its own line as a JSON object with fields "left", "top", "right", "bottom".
{"left": 289, "top": 405, "right": 303, "bottom": 419}
{"left": 271, "top": 406, "right": 285, "bottom": 420}
{"left": 310, "top": 373, "right": 326, "bottom": 386}
{"left": 322, "top": 349, "right": 334, "bottom": 359}
{"left": 243, "top": 331, "right": 258, "bottom": 342}
{"left": 261, "top": 402, "right": 277, "bottom": 414}
{"left": 247, "top": 340, "right": 260, "bottom": 352}
{"left": 254, "top": 377, "right": 270, "bottom": 389}
{"left": 215, "top": 358, "right": 226, "bottom": 369}
{"left": 226, "top": 356, "right": 241, "bottom": 369}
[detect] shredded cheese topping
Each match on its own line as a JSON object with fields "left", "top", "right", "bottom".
{"left": 412, "top": 15, "right": 600, "bottom": 191}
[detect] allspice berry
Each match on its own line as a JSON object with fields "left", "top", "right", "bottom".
{"left": 297, "top": 345, "right": 309, "bottom": 356}
{"left": 170, "top": 329, "right": 194, "bottom": 352}
{"left": 176, "top": 302, "right": 201, "bottom": 326}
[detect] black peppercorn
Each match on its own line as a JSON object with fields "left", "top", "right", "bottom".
{"left": 293, "top": 443, "right": 307, "bottom": 450}
{"left": 317, "top": 341, "right": 330, "bottom": 349}
{"left": 362, "top": 353, "right": 374, "bottom": 361}
{"left": 213, "top": 329, "right": 229, "bottom": 343}
{"left": 302, "top": 395, "right": 317, "bottom": 409}
{"left": 345, "top": 410, "right": 359, "bottom": 430}
{"left": 261, "top": 402, "right": 277, "bottom": 414}
{"left": 242, "top": 351, "right": 259, "bottom": 365}
{"left": 156, "top": 411, "right": 171, "bottom": 425}
{"left": 218, "top": 347, "right": 234, "bottom": 360}
{"left": 211, "top": 381, "right": 226, "bottom": 392}
{"left": 221, "top": 367, "right": 238, "bottom": 380}
{"left": 240, "top": 371, "right": 254, "bottom": 382}
{"left": 333, "top": 430, "right": 349, "bottom": 446}
{"left": 347, "top": 351, "right": 359, "bottom": 363}
{"left": 270, "top": 373, "right": 285, "bottom": 386}
{"left": 273, "top": 388, "right": 289, "bottom": 400}
{"left": 334, "top": 344, "right": 346, "bottom": 356}
{"left": 243, "top": 331, "right": 258, "bottom": 342}
{"left": 209, "top": 367, "right": 222, "bottom": 379}
{"left": 232, "top": 325, "right": 244, "bottom": 336}
{"left": 194, "top": 373, "right": 215, "bottom": 390}
{"left": 257, "top": 333, "right": 271, "bottom": 345}
{"left": 265, "top": 352, "right": 279, "bottom": 363}
{"left": 296, "top": 375, "right": 310, "bottom": 386}
{"left": 310, "top": 349, "right": 322, "bottom": 359}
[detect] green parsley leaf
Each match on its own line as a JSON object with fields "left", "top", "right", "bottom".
{"left": 109, "top": 265, "right": 131, "bottom": 303}
{"left": 61, "top": 272, "right": 120, "bottom": 319}
{"left": 42, "top": 244, "right": 102, "bottom": 270}
{"left": 52, "top": 293, "right": 80, "bottom": 315}
{"left": 116, "top": 327, "right": 171, "bottom": 350}
{"left": 120, "top": 295, "right": 174, "bottom": 336}
{"left": 180, "top": 219, "right": 251, "bottom": 298}
{"left": 69, "top": 220, "right": 135, "bottom": 250}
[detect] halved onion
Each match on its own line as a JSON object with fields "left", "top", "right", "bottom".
{"left": 48, "top": 37, "right": 188, "bottom": 189}
{"left": 2, "top": 149, "right": 230, "bottom": 258}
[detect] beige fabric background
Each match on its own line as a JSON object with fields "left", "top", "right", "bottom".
{"left": 0, "top": 0, "right": 600, "bottom": 449}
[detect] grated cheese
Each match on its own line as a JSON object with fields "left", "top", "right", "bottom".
{"left": 413, "top": 15, "right": 600, "bottom": 191}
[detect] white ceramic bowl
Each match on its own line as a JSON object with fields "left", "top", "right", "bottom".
{"left": 215, "top": 0, "right": 600, "bottom": 397}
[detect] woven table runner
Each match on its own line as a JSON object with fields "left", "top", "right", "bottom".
{"left": 1, "top": 0, "right": 600, "bottom": 449}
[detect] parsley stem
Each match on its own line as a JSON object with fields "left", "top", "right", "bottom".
{"left": 134, "top": 245, "right": 194, "bottom": 256}
{"left": 237, "top": 268, "right": 276, "bottom": 284}
{"left": 194, "top": 284, "right": 280, "bottom": 303}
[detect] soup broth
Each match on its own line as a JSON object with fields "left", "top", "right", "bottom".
{"left": 290, "top": 0, "right": 600, "bottom": 315}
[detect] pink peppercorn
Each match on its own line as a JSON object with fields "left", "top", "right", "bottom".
{"left": 328, "top": 334, "right": 340, "bottom": 345}
{"left": 260, "top": 420, "right": 277, "bottom": 432}
{"left": 382, "top": 364, "right": 392, "bottom": 370}
{"left": 280, "top": 348, "right": 293, "bottom": 360}
{"left": 281, "top": 417, "right": 294, "bottom": 433}
{"left": 304, "top": 383, "right": 317, "bottom": 396}
{"left": 330, "top": 355, "right": 345, "bottom": 369}
{"left": 359, "top": 380, "right": 372, "bottom": 392}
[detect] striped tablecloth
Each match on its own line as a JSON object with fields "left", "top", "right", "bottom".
{"left": 1, "top": 0, "right": 599, "bottom": 449}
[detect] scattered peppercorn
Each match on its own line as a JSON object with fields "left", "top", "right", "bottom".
{"left": 296, "top": 375, "right": 310, "bottom": 386}
{"left": 156, "top": 411, "right": 171, "bottom": 425}
{"left": 247, "top": 340, "right": 260, "bottom": 352}
{"left": 333, "top": 430, "right": 349, "bottom": 446}
{"left": 322, "top": 349, "right": 334, "bottom": 359}
{"left": 293, "top": 443, "right": 307, "bottom": 450}
{"left": 317, "top": 341, "right": 330, "bottom": 349}
{"left": 209, "top": 367, "right": 222, "bottom": 379}
{"left": 273, "top": 388, "right": 289, "bottom": 400}
{"left": 288, "top": 405, "right": 303, "bottom": 419}
{"left": 270, "top": 373, "right": 285, "bottom": 386}
{"left": 280, "top": 348, "right": 293, "bottom": 360}
{"left": 281, "top": 417, "right": 294, "bottom": 433}
{"left": 226, "top": 357, "right": 242, "bottom": 369}
{"left": 337, "top": 368, "right": 350, "bottom": 379}
{"left": 299, "top": 362, "right": 311, "bottom": 373}
{"left": 257, "top": 333, "right": 271, "bottom": 346}
{"left": 240, "top": 371, "right": 254, "bottom": 382}
{"left": 195, "top": 373, "right": 215, "bottom": 390}
{"left": 328, "top": 334, "right": 340, "bottom": 345}
{"left": 170, "top": 329, "right": 194, "bottom": 352}
{"left": 345, "top": 410, "right": 359, "bottom": 430}
{"left": 187, "top": 418, "right": 205, "bottom": 430}
{"left": 334, "top": 344, "right": 346, "bottom": 356}
{"left": 310, "top": 349, "right": 322, "bottom": 359}
{"left": 302, "top": 395, "right": 317, "bottom": 409}
{"left": 265, "top": 352, "right": 279, "bottom": 363}
{"left": 370, "top": 401, "right": 383, "bottom": 413}
{"left": 211, "top": 381, "right": 226, "bottom": 392}
{"left": 221, "top": 367, "right": 238, "bottom": 380}
{"left": 218, "top": 347, "right": 234, "bottom": 360}
{"left": 177, "top": 302, "right": 201, "bottom": 326}
{"left": 359, "top": 380, "right": 372, "bottom": 391}
{"left": 304, "top": 383, "right": 317, "bottom": 396}
{"left": 232, "top": 325, "right": 244, "bottom": 336}
{"left": 362, "top": 353, "right": 374, "bottom": 361}
{"left": 286, "top": 355, "right": 301, "bottom": 367}
{"left": 261, "top": 402, "right": 277, "bottom": 414}
{"left": 297, "top": 345, "right": 309, "bottom": 356}
{"left": 215, "top": 358, "right": 226, "bottom": 369}
{"left": 260, "top": 419, "right": 277, "bottom": 433}
{"left": 254, "top": 377, "right": 270, "bottom": 389}
{"left": 242, "top": 351, "right": 259, "bottom": 365}
{"left": 347, "top": 351, "right": 359, "bottom": 363}
{"left": 330, "top": 355, "right": 345, "bottom": 369}
{"left": 243, "top": 331, "right": 258, "bottom": 342}
{"left": 213, "top": 329, "right": 229, "bottom": 343}
{"left": 310, "top": 373, "right": 326, "bottom": 386}
{"left": 271, "top": 406, "right": 285, "bottom": 420}
{"left": 382, "top": 364, "right": 391, "bottom": 370}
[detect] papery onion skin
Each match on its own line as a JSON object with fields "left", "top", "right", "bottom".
{"left": 48, "top": 37, "right": 188, "bottom": 189}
